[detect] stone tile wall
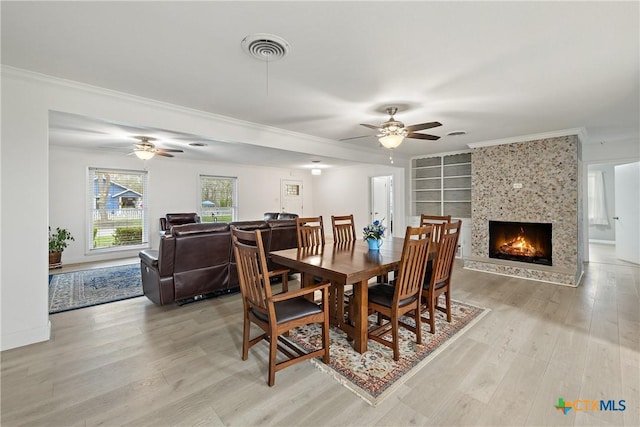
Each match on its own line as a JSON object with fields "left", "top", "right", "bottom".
{"left": 465, "top": 135, "right": 583, "bottom": 286}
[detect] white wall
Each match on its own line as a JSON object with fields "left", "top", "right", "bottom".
{"left": 313, "top": 164, "right": 406, "bottom": 239}
{"left": 49, "top": 146, "right": 313, "bottom": 265}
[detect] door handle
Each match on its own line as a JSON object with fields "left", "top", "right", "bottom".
{"left": 613, "top": 216, "right": 619, "bottom": 220}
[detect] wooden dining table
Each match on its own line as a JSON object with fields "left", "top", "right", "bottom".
{"left": 270, "top": 237, "right": 405, "bottom": 353}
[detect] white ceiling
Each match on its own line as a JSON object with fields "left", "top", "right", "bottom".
{"left": 2, "top": 1, "right": 638, "bottom": 168}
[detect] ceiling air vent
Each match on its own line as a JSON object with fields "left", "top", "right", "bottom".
{"left": 241, "top": 33, "right": 290, "bottom": 62}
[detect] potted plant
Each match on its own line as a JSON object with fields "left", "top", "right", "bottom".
{"left": 49, "top": 226, "right": 75, "bottom": 268}
{"left": 363, "top": 219, "right": 386, "bottom": 251}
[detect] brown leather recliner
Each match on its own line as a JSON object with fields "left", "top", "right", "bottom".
{"left": 140, "top": 223, "right": 231, "bottom": 305}
{"left": 159, "top": 212, "right": 201, "bottom": 234}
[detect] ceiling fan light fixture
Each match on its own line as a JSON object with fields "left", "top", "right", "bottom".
{"left": 134, "top": 149, "right": 155, "bottom": 160}
{"left": 379, "top": 133, "right": 405, "bottom": 149}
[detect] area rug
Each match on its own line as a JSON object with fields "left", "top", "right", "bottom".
{"left": 48, "top": 264, "right": 142, "bottom": 314}
{"left": 289, "top": 299, "right": 489, "bottom": 406}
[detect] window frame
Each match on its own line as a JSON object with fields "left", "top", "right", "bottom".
{"left": 198, "top": 175, "right": 238, "bottom": 223}
{"left": 86, "top": 167, "right": 150, "bottom": 254}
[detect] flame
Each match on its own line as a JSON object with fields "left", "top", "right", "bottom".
{"left": 497, "top": 227, "right": 540, "bottom": 257}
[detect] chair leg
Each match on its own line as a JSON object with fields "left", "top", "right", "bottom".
{"left": 242, "top": 313, "right": 250, "bottom": 360}
{"left": 281, "top": 274, "right": 288, "bottom": 293}
{"left": 445, "top": 291, "right": 452, "bottom": 322}
{"left": 414, "top": 306, "right": 422, "bottom": 345}
{"left": 322, "top": 318, "right": 330, "bottom": 363}
{"left": 391, "top": 316, "right": 400, "bottom": 361}
{"left": 268, "top": 332, "right": 278, "bottom": 387}
{"left": 429, "top": 298, "right": 436, "bottom": 334}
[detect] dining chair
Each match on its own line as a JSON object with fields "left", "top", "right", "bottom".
{"left": 421, "top": 220, "right": 461, "bottom": 334}
{"left": 331, "top": 214, "right": 357, "bottom": 243}
{"left": 231, "top": 227, "right": 330, "bottom": 386}
{"left": 367, "top": 225, "right": 433, "bottom": 361}
{"left": 419, "top": 214, "right": 452, "bottom": 244}
{"left": 296, "top": 216, "right": 326, "bottom": 248}
{"left": 330, "top": 214, "right": 357, "bottom": 326}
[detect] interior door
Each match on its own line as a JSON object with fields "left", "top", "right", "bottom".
{"left": 371, "top": 175, "right": 392, "bottom": 234}
{"left": 281, "top": 179, "right": 303, "bottom": 215}
{"left": 614, "top": 162, "right": 640, "bottom": 264}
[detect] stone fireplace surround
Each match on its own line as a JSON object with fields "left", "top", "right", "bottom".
{"left": 464, "top": 132, "right": 584, "bottom": 287}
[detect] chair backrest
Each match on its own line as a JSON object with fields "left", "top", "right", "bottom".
{"left": 231, "top": 228, "right": 273, "bottom": 317}
{"left": 393, "top": 225, "right": 433, "bottom": 303}
{"left": 331, "top": 214, "right": 357, "bottom": 243}
{"left": 429, "top": 221, "right": 461, "bottom": 289}
{"left": 296, "top": 216, "right": 325, "bottom": 248}
{"left": 419, "top": 214, "right": 452, "bottom": 244}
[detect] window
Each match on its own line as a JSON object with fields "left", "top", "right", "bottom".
{"left": 199, "top": 175, "right": 237, "bottom": 223}
{"left": 87, "top": 168, "right": 149, "bottom": 251}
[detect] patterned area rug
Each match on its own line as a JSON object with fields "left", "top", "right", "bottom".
{"left": 289, "top": 299, "right": 488, "bottom": 406}
{"left": 48, "top": 264, "right": 142, "bottom": 314}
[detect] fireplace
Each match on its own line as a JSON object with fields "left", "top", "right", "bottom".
{"left": 489, "top": 221, "right": 552, "bottom": 266}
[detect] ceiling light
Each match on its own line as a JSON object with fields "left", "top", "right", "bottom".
{"left": 134, "top": 148, "right": 155, "bottom": 160}
{"left": 311, "top": 168, "right": 322, "bottom": 176}
{"left": 379, "top": 133, "right": 405, "bottom": 149}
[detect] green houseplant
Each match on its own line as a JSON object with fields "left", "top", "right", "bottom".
{"left": 49, "top": 226, "right": 75, "bottom": 268}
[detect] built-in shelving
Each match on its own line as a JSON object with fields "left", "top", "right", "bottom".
{"left": 411, "top": 152, "right": 471, "bottom": 218}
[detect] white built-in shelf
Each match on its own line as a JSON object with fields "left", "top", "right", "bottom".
{"left": 411, "top": 152, "right": 471, "bottom": 218}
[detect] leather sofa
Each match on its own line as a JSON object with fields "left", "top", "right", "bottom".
{"left": 139, "top": 217, "right": 298, "bottom": 305}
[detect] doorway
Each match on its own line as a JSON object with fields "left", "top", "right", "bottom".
{"left": 281, "top": 179, "right": 303, "bottom": 215}
{"left": 587, "top": 161, "right": 640, "bottom": 265}
{"left": 370, "top": 175, "right": 393, "bottom": 235}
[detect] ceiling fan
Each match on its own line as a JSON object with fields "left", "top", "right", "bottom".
{"left": 132, "top": 136, "right": 183, "bottom": 160}
{"left": 351, "top": 107, "right": 442, "bottom": 149}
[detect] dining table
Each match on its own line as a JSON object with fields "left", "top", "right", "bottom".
{"left": 270, "top": 237, "right": 405, "bottom": 353}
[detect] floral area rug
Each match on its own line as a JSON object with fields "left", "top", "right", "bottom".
{"left": 288, "top": 299, "right": 489, "bottom": 406}
{"left": 48, "top": 264, "right": 142, "bottom": 314}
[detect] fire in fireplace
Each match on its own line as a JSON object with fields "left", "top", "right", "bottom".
{"left": 489, "top": 221, "right": 552, "bottom": 266}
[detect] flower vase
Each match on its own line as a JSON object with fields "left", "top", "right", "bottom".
{"left": 367, "top": 238, "right": 382, "bottom": 251}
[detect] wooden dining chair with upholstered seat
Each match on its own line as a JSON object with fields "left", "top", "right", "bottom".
{"left": 330, "top": 214, "right": 357, "bottom": 327}
{"left": 421, "top": 220, "right": 461, "bottom": 334}
{"left": 331, "top": 214, "right": 357, "bottom": 243}
{"left": 296, "top": 216, "right": 325, "bottom": 248}
{"left": 231, "top": 227, "right": 330, "bottom": 386}
{"left": 367, "top": 225, "right": 433, "bottom": 361}
{"left": 420, "top": 214, "right": 452, "bottom": 245}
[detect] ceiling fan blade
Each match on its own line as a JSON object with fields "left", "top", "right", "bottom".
{"left": 405, "top": 121, "right": 442, "bottom": 132}
{"left": 339, "top": 135, "right": 372, "bottom": 141}
{"left": 406, "top": 133, "right": 440, "bottom": 141}
{"left": 360, "top": 123, "right": 381, "bottom": 131}
{"left": 155, "top": 151, "right": 175, "bottom": 157}
{"left": 159, "top": 148, "right": 184, "bottom": 153}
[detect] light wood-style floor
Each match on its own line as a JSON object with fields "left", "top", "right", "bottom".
{"left": 2, "top": 254, "right": 638, "bottom": 426}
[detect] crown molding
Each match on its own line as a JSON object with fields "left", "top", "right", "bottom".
{"left": 467, "top": 128, "right": 590, "bottom": 149}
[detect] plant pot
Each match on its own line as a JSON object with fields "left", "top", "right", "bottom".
{"left": 49, "top": 251, "right": 62, "bottom": 269}
{"left": 367, "top": 239, "right": 382, "bottom": 251}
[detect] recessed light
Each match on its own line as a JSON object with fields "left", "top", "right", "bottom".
{"left": 447, "top": 131, "right": 467, "bottom": 137}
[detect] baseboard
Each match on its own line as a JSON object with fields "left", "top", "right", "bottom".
{"left": 1, "top": 320, "right": 51, "bottom": 351}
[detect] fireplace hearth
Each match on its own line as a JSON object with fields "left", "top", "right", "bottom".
{"left": 489, "top": 221, "right": 552, "bottom": 266}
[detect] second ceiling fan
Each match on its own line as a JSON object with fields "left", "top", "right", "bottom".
{"left": 132, "top": 136, "right": 183, "bottom": 160}
{"left": 358, "top": 107, "right": 442, "bottom": 149}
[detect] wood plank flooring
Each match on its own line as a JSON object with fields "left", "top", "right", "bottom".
{"left": 2, "top": 256, "right": 638, "bottom": 426}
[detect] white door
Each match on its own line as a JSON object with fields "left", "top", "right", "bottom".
{"left": 371, "top": 175, "right": 392, "bottom": 234}
{"left": 281, "top": 179, "right": 303, "bottom": 215}
{"left": 614, "top": 162, "right": 640, "bottom": 264}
